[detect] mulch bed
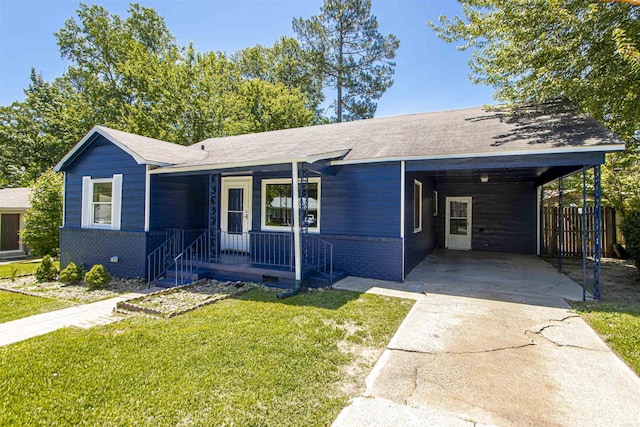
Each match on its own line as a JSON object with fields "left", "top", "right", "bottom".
{"left": 0, "top": 276, "right": 149, "bottom": 303}
{"left": 116, "top": 279, "right": 258, "bottom": 318}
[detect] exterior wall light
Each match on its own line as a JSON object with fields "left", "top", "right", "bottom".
{"left": 480, "top": 175, "right": 489, "bottom": 183}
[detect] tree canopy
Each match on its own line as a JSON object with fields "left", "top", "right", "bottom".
{"left": 293, "top": 0, "right": 400, "bottom": 122}
{"left": 0, "top": 3, "right": 315, "bottom": 186}
{"left": 430, "top": 0, "right": 640, "bottom": 214}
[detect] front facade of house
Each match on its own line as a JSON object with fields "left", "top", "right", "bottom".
{"left": 55, "top": 103, "right": 625, "bottom": 287}
{"left": 0, "top": 188, "right": 31, "bottom": 259}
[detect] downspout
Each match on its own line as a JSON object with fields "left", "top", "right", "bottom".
{"left": 278, "top": 161, "right": 303, "bottom": 299}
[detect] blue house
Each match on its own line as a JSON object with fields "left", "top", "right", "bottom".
{"left": 54, "top": 102, "right": 624, "bottom": 288}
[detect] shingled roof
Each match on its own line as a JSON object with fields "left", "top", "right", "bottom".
{"left": 56, "top": 102, "right": 626, "bottom": 173}
{"left": 168, "top": 102, "right": 625, "bottom": 171}
{"left": 0, "top": 187, "right": 31, "bottom": 210}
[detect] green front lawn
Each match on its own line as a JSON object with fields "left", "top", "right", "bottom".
{"left": 0, "top": 290, "right": 72, "bottom": 323}
{"left": 0, "top": 288, "right": 413, "bottom": 426}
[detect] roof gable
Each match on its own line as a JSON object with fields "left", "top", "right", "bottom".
{"left": 54, "top": 126, "right": 205, "bottom": 172}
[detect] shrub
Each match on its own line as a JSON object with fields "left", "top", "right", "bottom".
{"left": 84, "top": 264, "right": 112, "bottom": 290}
{"left": 621, "top": 212, "right": 640, "bottom": 270}
{"left": 35, "top": 255, "right": 58, "bottom": 282}
{"left": 59, "top": 262, "right": 83, "bottom": 285}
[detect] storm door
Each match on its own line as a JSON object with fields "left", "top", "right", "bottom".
{"left": 445, "top": 197, "right": 472, "bottom": 250}
{"left": 221, "top": 177, "right": 252, "bottom": 251}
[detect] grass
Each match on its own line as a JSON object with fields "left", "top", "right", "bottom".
{"left": 0, "top": 288, "right": 413, "bottom": 426}
{"left": 0, "top": 260, "right": 42, "bottom": 278}
{"left": 550, "top": 256, "right": 640, "bottom": 376}
{"left": 0, "top": 290, "right": 73, "bottom": 323}
{"left": 571, "top": 301, "right": 640, "bottom": 374}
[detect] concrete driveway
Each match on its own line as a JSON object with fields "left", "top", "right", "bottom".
{"left": 333, "top": 251, "right": 640, "bottom": 426}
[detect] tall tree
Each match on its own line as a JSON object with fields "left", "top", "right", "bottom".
{"left": 233, "top": 36, "right": 325, "bottom": 120}
{"left": 430, "top": 0, "right": 640, "bottom": 215}
{"left": 55, "top": 2, "right": 177, "bottom": 128}
{"left": 0, "top": 70, "right": 87, "bottom": 187}
{"left": 293, "top": 0, "right": 400, "bottom": 122}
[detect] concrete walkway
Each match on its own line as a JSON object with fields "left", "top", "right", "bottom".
{"left": 0, "top": 288, "right": 160, "bottom": 346}
{"left": 332, "top": 253, "right": 640, "bottom": 426}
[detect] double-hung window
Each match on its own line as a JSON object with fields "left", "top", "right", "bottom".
{"left": 81, "top": 174, "right": 122, "bottom": 230}
{"left": 262, "top": 178, "right": 320, "bottom": 232}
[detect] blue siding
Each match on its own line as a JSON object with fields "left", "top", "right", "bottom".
{"left": 436, "top": 181, "right": 537, "bottom": 254}
{"left": 63, "top": 135, "right": 146, "bottom": 231}
{"left": 404, "top": 172, "right": 436, "bottom": 274}
{"left": 246, "top": 163, "right": 403, "bottom": 281}
{"left": 149, "top": 175, "right": 208, "bottom": 230}
{"left": 321, "top": 163, "right": 401, "bottom": 238}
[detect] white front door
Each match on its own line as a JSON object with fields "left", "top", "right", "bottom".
{"left": 221, "top": 177, "right": 252, "bottom": 251}
{"left": 445, "top": 197, "right": 472, "bottom": 250}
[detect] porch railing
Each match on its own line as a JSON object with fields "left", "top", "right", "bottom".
{"left": 213, "top": 230, "right": 294, "bottom": 270}
{"left": 174, "top": 229, "right": 210, "bottom": 286}
{"left": 304, "top": 235, "right": 334, "bottom": 287}
{"left": 147, "top": 229, "right": 184, "bottom": 285}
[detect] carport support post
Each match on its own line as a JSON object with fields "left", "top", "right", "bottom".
{"left": 582, "top": 166, "right": 587, "bottom": 301}
{"left": 557, "top": 177, "right": 563, "bottom": 273}
{"left": 292, "top": 161, "right": 302, "bottom": 285}
{"left": 593, "top": 165, "right": 602, "bottom": 300}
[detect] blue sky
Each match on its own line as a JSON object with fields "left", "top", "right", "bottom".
{"left": 0, "top": 0, "right": 495, "bottom": 117}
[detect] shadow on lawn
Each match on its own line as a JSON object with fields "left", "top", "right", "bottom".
{"left": 233, "top": 287, "right": 361, "bottom": 310}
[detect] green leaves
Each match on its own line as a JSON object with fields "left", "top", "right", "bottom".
{"left": 293, "top": 0, "right": 400, "bottom": 122}
{"left": 1, "top": 3, "right": 318, "bottom": 185}
{"left": 431, "top": 0, "right": 640, "bottom": 213}
{"left": 21, "top": 170, "right": 63, "bottom": 257}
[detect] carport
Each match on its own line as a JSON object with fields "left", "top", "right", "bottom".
{"left": 401, "top": 102, "right": 624, "bottom": 300}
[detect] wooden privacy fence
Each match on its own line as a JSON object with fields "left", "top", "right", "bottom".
{"left": 542, "top": 206, "right": 616, "bottom": 257}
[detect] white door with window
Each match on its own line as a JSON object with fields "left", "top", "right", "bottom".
{"left": 445, "top": 197, "right": 472, "bottom": 250}
{"left": 221, "top": 177, "right": 252, "bottom": 251}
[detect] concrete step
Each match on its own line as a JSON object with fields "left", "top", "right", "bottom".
{"left": 306, "top": 270, "right": 348, "bottom": 288}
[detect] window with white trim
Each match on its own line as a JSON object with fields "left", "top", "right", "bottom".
{"left": 413, "top": 180, "right": 422, "bottom": 233}
{"left": 81, "top": 174, "right": 122, "bottom": 230}
{"left": 262, "top": 178, "right": 320, "bottom": 232}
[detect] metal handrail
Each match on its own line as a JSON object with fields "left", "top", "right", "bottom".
{"left": 147, "top": 229, "right": 184, "bottom": 286}
{"left": 174, "top": 229, "right": 210, "bottom": 286}
{"left": 304, "top": 235, "right": 334, "bottom": 287}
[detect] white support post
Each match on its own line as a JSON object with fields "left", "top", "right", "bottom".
{"left": 400, "top": 161, "right": 405, "bottom": 280}
{"left": 292, "top": 161, "right": 302, "bottom": 283}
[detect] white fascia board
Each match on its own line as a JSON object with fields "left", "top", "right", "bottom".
{"left": 329, "top": 144, "right": 627, "bottom": 166}
{"left": 54, "top": 126, "right": 169, "bottom": 171}
{"left": 149, "top": 150, "right": 350, "bottom": 175}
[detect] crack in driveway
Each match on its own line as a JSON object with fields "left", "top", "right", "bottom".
{"left": 387, "top": 342, "right": 536, "bottom": 356}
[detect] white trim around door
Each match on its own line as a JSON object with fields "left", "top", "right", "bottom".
{"left": 221, "top": 176, "right": 252, "bottom": 251}
{"left": 445, "top": 196, "right": 472, "bottom": 250}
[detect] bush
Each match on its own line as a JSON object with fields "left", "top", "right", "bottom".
{"left": 35, "top": 255, "right": 58, "bottom": 282}
{"left": 84, "top": 264, "right": 112, "bottom": 290}
{"left": 621, "top": 212, "right": 640, "bottom": 270}
{"left": 59, "top": 262, "right": 83, "bottom": 285}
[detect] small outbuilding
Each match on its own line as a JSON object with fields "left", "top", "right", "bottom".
{"left": 0, "top": 187, "right": 31, "bottom": 259}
